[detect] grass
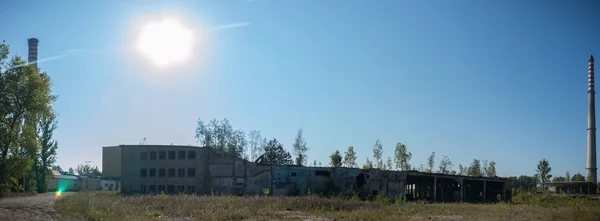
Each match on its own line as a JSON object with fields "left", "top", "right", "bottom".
{"left": 55, "top": 191, "right": 600, "bottom": 221}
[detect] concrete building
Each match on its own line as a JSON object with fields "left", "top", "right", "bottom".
{"left": 103, "top": 144, "right": 512, "bottom": 202}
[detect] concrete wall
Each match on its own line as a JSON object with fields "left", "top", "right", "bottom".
{"left": 102, "top": 146, "right": 122, "bottom": 178}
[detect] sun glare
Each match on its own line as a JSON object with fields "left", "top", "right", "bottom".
{"left": 135, "top": 17, "right": 195, "bottom": 68}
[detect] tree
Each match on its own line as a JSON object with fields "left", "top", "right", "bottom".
{"left": 329, "top": 150, "right": 342, "bottom": 167}
{"left": 372, "top": 139, "right": 383, "bottom": 169}
{"left": 438, "top": 155, "right": 453, "bottom": 174}
{"left": 394, "top": 142, "right": 412, "bottom": 171}
{"left": 426, "top": 152, "right": 436, "bottom": 173}
{"left": 68, "top": 167, "right": 74, "bottom": 175}
{"left": 0, "top": 41, "right": 56, "bottom": 197}
{"left": 292, "top": 129, "right": 309, "bottom": 166}
{"left": 552, "top": 176, "right": 566, "bottom": 182}
{"left": 51, "top": 165, "right": 63, "bottom": 174}
{"left": 34, "top": 112, "right": 58, "bottom": 193}
{"left": 313, "top": 160, "right": 317, "bottom": 167}
{"left": 458, "top": 164, "right": 464, "bottom": 175}
{"left": 262, "top": 139, "right": 293, "bottom": 165}
{"left": 468, "top": 159, "right": 482, "bottom": 176}
{"left": 482, "top": 160, "right": 489, "bottom": 176}
{"left": 195, "top": 118, "right": 247, "bottom": 158}
{"left": 565, "top": 171, "right": 571, "bottom": 182}
{"left": 572, "top": 172, "right": 585, "bottom": 182}
{"left": 362, "top": 158, "right": 374, "bottom": 169}
{"left": 486, "top": 161, "right": 497, "bottom": 177}
{"left": 536, "top": 158, "right": 552, "bottom": 189}
{"left": 76, "top": 162, "right": 101, "bottom": 176}
{"left": 386, "top": 157, "right": 393, "bottom": 170}
{"left": 343, "top": 146, "right": 357, "bottom": 168}
{"left": 247, "top": 130, "right": 263, "bottom": 161}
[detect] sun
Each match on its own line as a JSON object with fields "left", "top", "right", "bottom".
{"left": 135, "top": 17, "right": 195, "bottom": 68}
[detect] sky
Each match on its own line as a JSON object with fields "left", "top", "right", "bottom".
{"left": 1, "top": 0, "right": 599, "bottom": 178}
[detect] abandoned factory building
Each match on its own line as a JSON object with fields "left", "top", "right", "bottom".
{"left": 102, "top": 145, "right": 512, "bottom": 202}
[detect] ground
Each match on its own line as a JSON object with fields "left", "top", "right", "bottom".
{"left": 2, "top": 192, "right": 600, "bottom": 220}
{"left": 0, "top": 192, "right": 73, "bottom": 221}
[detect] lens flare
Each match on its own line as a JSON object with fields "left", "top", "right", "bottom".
{"left": 55, "top": 190, "right": 63, "bottom": 199}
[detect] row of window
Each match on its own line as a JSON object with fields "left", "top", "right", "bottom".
{"left": 141, "top": 150, "right": 196, "bottom": 161}
{"left": 140, "top": 185, "right": 195, "bottom": 193}
{"left": 140, "top": 168, "right": 195, "bottom": 178}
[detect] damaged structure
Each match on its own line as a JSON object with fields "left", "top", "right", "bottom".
{"left": 102, "top": 144, "right": 512, "bottom": 202}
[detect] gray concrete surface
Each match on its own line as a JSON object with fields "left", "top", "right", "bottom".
{"left": 0, "top": 192, "right": 74, "bottom": 221}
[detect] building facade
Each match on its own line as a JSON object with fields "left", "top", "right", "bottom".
{"left": 103, "top": 145, "right": 512, "bottom": 202}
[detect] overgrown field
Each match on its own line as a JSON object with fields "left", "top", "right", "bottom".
{"left": 55, "top": 191, "right": 600, "bottom": 221}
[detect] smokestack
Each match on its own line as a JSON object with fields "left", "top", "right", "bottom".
{"left": 587, "top": 54, "right": 597, "bottom": 184}
{"left": 27, "top": 38, "right": 39, "bottom": 67}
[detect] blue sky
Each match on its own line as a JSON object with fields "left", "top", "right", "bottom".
{"left": 1, "top": 0, "right": 599, "bottom": 177}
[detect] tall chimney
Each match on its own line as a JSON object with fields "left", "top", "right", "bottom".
{"left": 587, "top": 54, "right": 597, "bottom": 184}
{"left": 27, "top": 38, "right": 39, "bottom": 67}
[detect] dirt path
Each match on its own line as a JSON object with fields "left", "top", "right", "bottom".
{"left": 0, "top": 192, "right": 73, "bottom": 221}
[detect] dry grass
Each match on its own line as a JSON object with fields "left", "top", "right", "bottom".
{"left": 55, "top": 191, "right": 600, "bottom": 221}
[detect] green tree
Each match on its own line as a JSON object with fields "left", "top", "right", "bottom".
{"left": 262, "top": 139, "right": 293, "bottom": 165}
{"left": 34, "top": 112, "right": 58, "bottom": 193}
{"left": 468, "top": 159, "right": 482, "bottom": 176}
{"left": 372, "top": 139, "right": 383, "bottom": 169}
{"left": 0, "top": 41, "right": 56, "bottom": 197}
{"left": 536, "top": 158, "right": 552, "bottom": 189}
{"left": 458, "top": 164, "right": 464, "bottom": 175}
{"left": 426, "top": 152, "right": 436, "bottom": 173}
{"left": 565, "top": 171, "right": 571, "bottom": 182}
{"left": 362, "top": 158, "right": 374, "bottom": 169}
{"left": 486, "top": 161, "right": 497, "bottom": 177}
{"left": 329, "top": 150, "right": 342, "bottom": 167}
{"left": 247, "top": 130, "right": 263, "bottom": 161}
{"left": 394, "top": 142, "right": 412, "bottom": 171}
{"left": 313, "top": 160, "right": 317, "bottom": 167}
{"left": 572, "top": 172, "right": 585, "bottom": 182}
{"left": 195, "top": 118, "right": 247, "bottom": 158}
{"left": 76, "top": 162, "right": 101, "bottom": 176}
{"left": 292, "top": 129, "right": 309, "bottom": 166}
{"left": 551, "top": 176, "right": 566, "bottom": 182}
{"left": 68, "top": 168, "right": 74, "bottom": 175}
{"left": 438, "top": 155, "right": 453, "bottom": 174}
{"left": 343, "top": 146, "right": 357, "bottom": 168}
{"left": 386, "top": 157, "right": 393, "bottom": 170}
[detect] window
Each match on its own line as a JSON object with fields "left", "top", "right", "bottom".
{"left": 187, "top": 185, "right": 195, "bottom": 193}
{"left": 178, "top": 151, "right": 186, "bottom": 159}
{"left": 159, "top": 168, "right": 166, "bottom": 177}
{"left": 177, "top": 185, "right": 185, "bottom": 193}
{"left": 291, "top": 172, "right": 297, "bottom": 177}
{"left": 149, "top": 185, "right": 156, "bottom": 193}
{"left": 149, "top": 168, "right": 156, "bottom": 177}
{"left": 167, "top": 185, "right": 175, "bottom": 193}
{"left": 140, "top": 185, "right": 147, "bottom": 193}
{"left": 168, "top": 168, "right": 175, "bottom": 177}
{"left": 178, "top": 168, "right": 185, "bottom": 177}
{"left": 140, "top": 169, "right": 147, "bottom": 177}
{"left": 158, "top": 185, "right": 165, "bottom": 193}
{"left": 188, "top": 150, "right": 196, "bottom": 159}
{"left": 141, "top": 152, "right": 148, "bottom": 160}
{"left": 150, "top": 151, "right": 157, "bottom": 160}
{"left": 187, "top": 168, "right": 195, "bottom": 177}
{"left": 159, "top": 151, "right": 166, "bottom": 160}
{"left": 168, "top": 151, "right": 176, "bottom": 160}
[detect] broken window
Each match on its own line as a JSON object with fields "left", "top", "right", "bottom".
{"left": 149, "top": 168, "right": 156, "bottom": 177}
{"left": 168, "top": 168, "right": 175, "bottom": 177}
{"left": 315, "top": 170, "right": 331, "bottom": 176}
{"left": 187, "top": 168, "right": 195, "bottom": 177}
{"left": 188, "top": 150, "right": 196, "bottom": 159}
{"left": 291, "top": 172, "right": 297, "bottom": 177}
{"left": 168, "top": 151, "right": 176, "bottom": 160}
{"left": 159, "top": 168, "right": 166, "bottom": 177}
{"left": 178, "top": 168, "right": 185, "bottom": 177}
{"left": 159, "top": 151, "right": 166, "bottom": 160}
{"left": 140, "top": 152, "right": 148, "bottom": 160}
{"left": 150, "top": 152, "right": 157, "bottom": 160}
{"left": 178, "top": 151, "right": 186, "bottom": 159}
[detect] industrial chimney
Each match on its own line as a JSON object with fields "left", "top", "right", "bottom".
{"left": 27, "top": 38, "right": 39, "bottom": 67}
{"left": 587, "top": 54, "right": 597, "bottom": 184}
